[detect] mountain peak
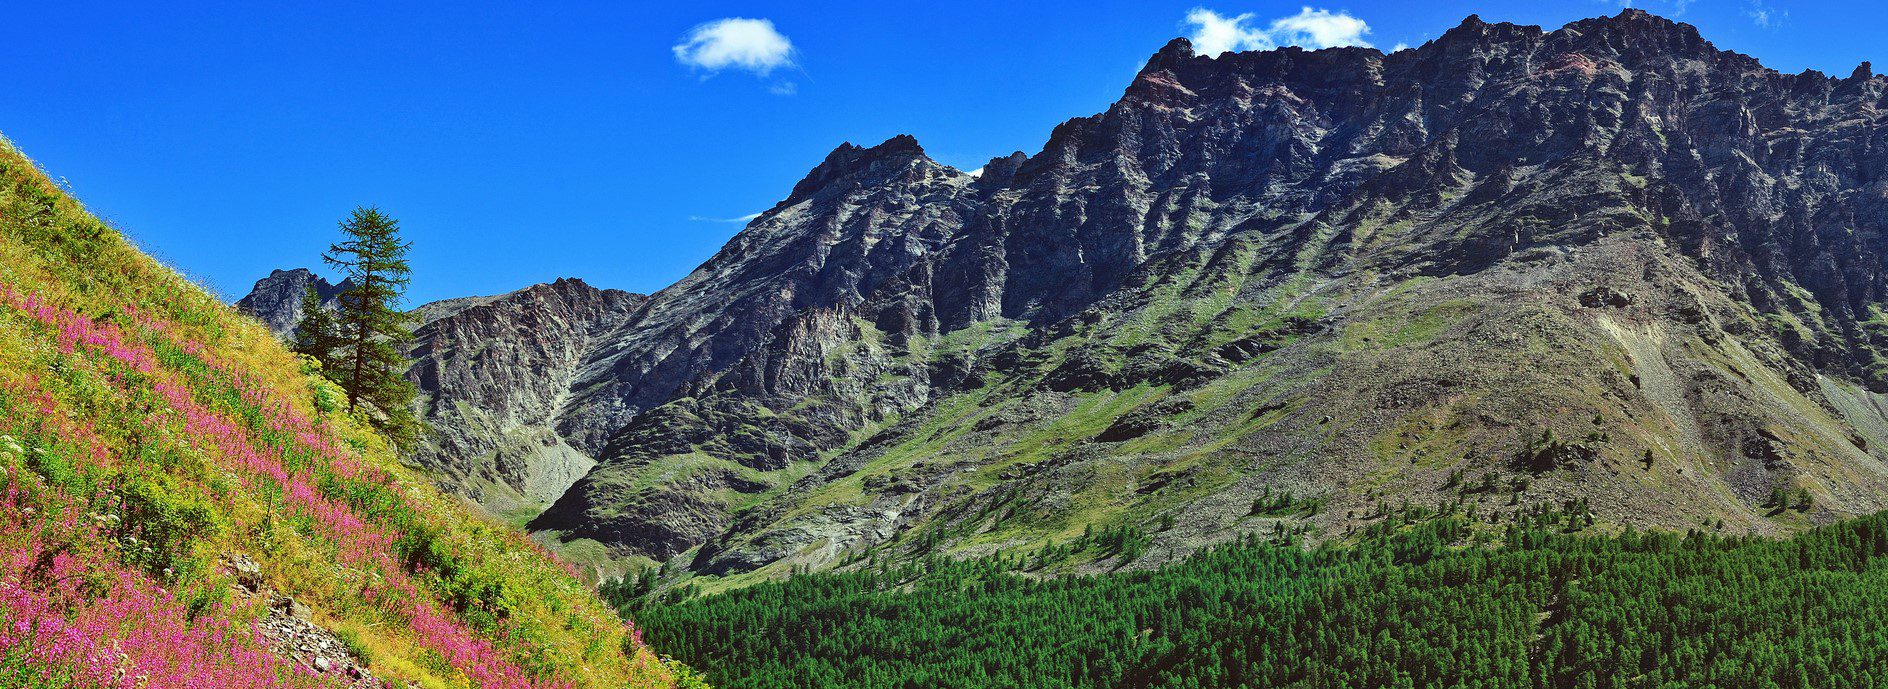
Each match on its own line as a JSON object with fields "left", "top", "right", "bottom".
{"left": 1560, "top": 7, "right": 1704, "bottom": 50}
{"left": 235, "top": 266, "right": 340, "bottom": 338}
{"left": 1144, "top": 37, "right": 1195, "bottom": 69}
{"left": 874, "top": 133, "right": 924, "bottom": 155}
{"left": 787, "top": 134, "right": 934, "bottom": 202}
{"left": 1427, "top": 11, "right": 1540, "bottom": 48}
{"left": 1579, "top": 6, "right": 1684, "bottom": 30}
{"left": 826, "top": 134, "right": 926, "bottom": 159}
{"left": 975, "top": 151, "right": 1030, "bottom": 187}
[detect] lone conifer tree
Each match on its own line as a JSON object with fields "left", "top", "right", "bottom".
{"left": 319, "top": 206, "right": 419, "bottom": 445}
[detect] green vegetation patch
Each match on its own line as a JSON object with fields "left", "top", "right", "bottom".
{"left": 642, "top": 511, "right": 1888, "bottom": 689}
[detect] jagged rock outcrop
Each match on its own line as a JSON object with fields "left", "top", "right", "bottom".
{"left": 235, "top": 268, "right": 344, "bottom": 338}
{"left": 238, "top": 273, "right": 648, "bottom": 516}
{"left": 549, "top": 134, "right": 980, "bottom": 455}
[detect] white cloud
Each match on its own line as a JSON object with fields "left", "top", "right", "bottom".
{"left": 1183, "top": 6, "right": 1373, "bottom": 56}
{"left": 965, "top": 167, "right": 985, "bottom": 177}
{"left": 768, "top": 81, "right": 798, "bottom": 96}
{"left": 673, "top": 18, "right": 795, "bottom": 76}
{"left": 1185, "top": 9, "right": 1265, "bottom": 56}
{"left": 689, "top": 212, "right": 763, "bottom": 224}
{"left": 1390, "top": 42, "right": 1410, "bottom": 52}
{"left": 1268, "top": 7, "right": 1373, "bottom": 48}
{"left": 1746, "top": 1, "right": 1785, "bottom": 28}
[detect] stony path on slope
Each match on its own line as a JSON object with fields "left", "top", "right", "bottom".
{"left": 225, "top": 554, "right": 392, "bottom": 689}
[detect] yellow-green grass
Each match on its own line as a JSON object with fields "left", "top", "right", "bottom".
{"left": 0, "top": 133, "right": 696, "bottom": 688}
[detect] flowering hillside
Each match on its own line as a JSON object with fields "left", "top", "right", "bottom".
{"left": 0, "top": 135, "right": 699, "bottom": 688}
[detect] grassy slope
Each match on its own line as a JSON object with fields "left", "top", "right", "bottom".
{"left": 0, "top": 135, "right": 696, "bottom": 688}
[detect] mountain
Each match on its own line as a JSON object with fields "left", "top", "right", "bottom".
{"left": 251, "top": 10, "right": 1888, "bottom": 589}
{"left": 0, "top": 137, "right": 693, "bottom": 687}
{"left": 238, "top": 275, "right": 650, "bottom": 523}
{"left": 541, "top": 8, "right": 1888, "bottom": 580}
{"left": 235, "top": 267, "right": 345, "bottom": 338}
{"left": 404, "top": 278, "right": 649, "bottom": 522}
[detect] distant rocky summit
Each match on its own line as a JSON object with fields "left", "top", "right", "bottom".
{"left": 244, "top": 9, "right": 1888, "bottom": 583}
{"left": 235, "top": 268, "right": 344, "bottom": 338}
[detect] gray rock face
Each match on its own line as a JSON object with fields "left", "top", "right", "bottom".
{"left": 528, "top": 136, "right": 983, "bottom": 554}
{"left": 549, "top": 134, "right": 980, "bottom": 456}
{"left": 405, "top": 278, "right": 648, "bottom": 512}
{"left": 237, "top": 272, "right": 648, "bottom": 517}
{"left": 235, "top": 268, "right": 343, "bottom": 339}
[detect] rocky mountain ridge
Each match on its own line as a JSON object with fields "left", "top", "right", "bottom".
{"left": 241, "top": 274, "right": 651, "bottom": 521}
{"left": 246, "top": 9, "right": 1888, "bottom": 584}
{"left": 406, "top": 277, "right": 648, "bottom": 517}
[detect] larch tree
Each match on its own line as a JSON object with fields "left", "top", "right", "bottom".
{"left": 316, "top": 206, "right": 419, "bottom": 446}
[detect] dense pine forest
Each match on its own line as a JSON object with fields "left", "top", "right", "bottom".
{"left": 632, "top": 510, "right": 1888, "bottom": 689}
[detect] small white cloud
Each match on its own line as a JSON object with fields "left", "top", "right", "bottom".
{"left": 1185, "top": 9, "right": 1267, "bottom": 56}
{"left": 1184, "top": 6, "right": 1373, "bottom": 57}
{"left": 689, "top": 212, "right": 763, "bottom": 224}
{"left": 673, "top": 18, "right": 795, "bottom": 76}
{"left": 1746, "top": 1, "right": 1785, "bottom": 28}
{"left": 965, "top": 167, "right": 985, "bottom": 177}
{"left": 1390, "top": 42, "right": 1410, "bottom": 52}
{"left": 768, "top": 81, "right": 798, "bottom": 96}
{"left": 1267, "top": 7, "right": 1373, "bottom": 49}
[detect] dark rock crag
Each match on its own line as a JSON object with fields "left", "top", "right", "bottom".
{"left": 235, "top": 268, "right": 345, "bottom": 339}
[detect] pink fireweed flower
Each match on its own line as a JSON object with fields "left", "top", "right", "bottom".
{"left": 379, "top": 583, "right": 575, "bottom": 689}
{"left": 2, "top": 288, "right": 158, "bottom": 376}
{"left": 0, "top": 285, "right": 591, "bottom": 688}
{"left": 0, "top": 485, "right": 337, "bottom": 688}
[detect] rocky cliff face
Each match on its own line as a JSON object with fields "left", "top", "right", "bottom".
{"left": 546, "top": 135, "right": 980, "bottom": 457}
{"left": 254, "top": 10, "right": 1888, "bottom": 582}
{"left": 237, "top": 274, "right": 649, "bottom": 520}
{"left": 405, "top": 278, "right": 648, "bottom": 517}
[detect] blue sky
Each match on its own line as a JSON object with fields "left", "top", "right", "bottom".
{"left": 1, "top": 0, "right": 1877, "bottom": 304}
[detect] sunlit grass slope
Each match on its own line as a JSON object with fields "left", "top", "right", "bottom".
{"left": 0, "top": 135, "right": 699, "bottom": 688}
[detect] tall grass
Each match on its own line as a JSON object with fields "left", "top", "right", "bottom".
{"left": 0, "top": 134, "right": 691, "bottom": 688}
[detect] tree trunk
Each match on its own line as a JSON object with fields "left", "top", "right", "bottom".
{"left": 348, "top": 272, "right": 373, "bottom": 411}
